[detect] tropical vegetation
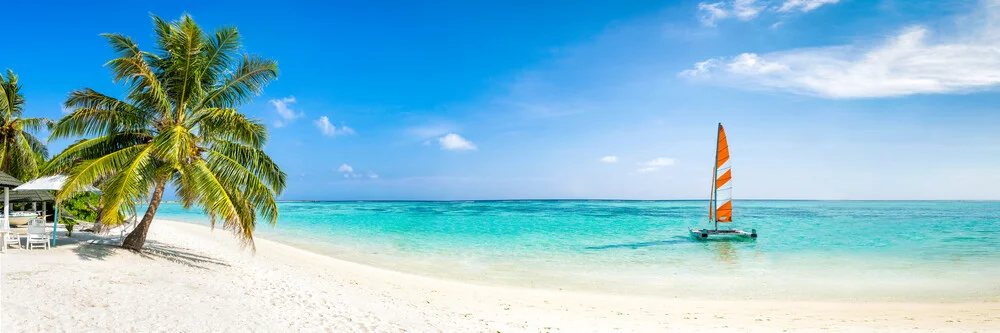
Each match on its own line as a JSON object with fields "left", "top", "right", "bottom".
{"left": 0, "top": 69, "right": 53, "bottom": 181}
{"left": 46, "top": 14, "right": 286, "bottom": 251}
{"left": 59, "top": 192, "right": 102, "bottom": 236}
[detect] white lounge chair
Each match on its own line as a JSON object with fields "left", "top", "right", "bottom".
{"left": 26, "top": 219, "right": 49, "bottom": 250}
{"left": 1, "top": 218, "right": 20, "bottom": 251}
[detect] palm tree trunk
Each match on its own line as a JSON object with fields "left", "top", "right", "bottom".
{"left": 85, "top": 201, "right": 106, "bottom": 234}
{"left": 121, "top": 176, "right": 168, "bottom": 251}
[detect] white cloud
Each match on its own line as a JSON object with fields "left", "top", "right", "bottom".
{"left": 269, "top": 96, "right": 303, "bottom": 128}
{"left": 641, "top": 157, "right": 677, "bottom": 167}
{"left": 337, "top": 163, "right": 380, "bottom": 179}
{"left": 438, "top": 133, "right": 477, "bottom": 151}
{"left": 726, "top": 53, "right": 789, "bottom": 75}
{"left": 600, "top": 156, "right": 619, "bottom": 163}
{"left": 680, "top": 20, "right": 1000, "bottom": 98}
{"left": 679, "top": 59, "right": 721, "bottom": 78}
{"left": 733, "top": 0, "right": 765, "bottom": 20}
{"left": 697, "top": 0, "right": 764, "bottom": 26}
{"left": 636, "top": 157, "right": 677, "bottom": 173}
{"left": 314, "top": 116, "right": 356, "bottom": 137}
{"left": 697, "top": 0, "right": 836, "bottom": 26}
{"left": 778, "top": 0, "right": 839, "bottom": 13}
{"left": 698, "top": 2, "right": 731, "bottom": 27}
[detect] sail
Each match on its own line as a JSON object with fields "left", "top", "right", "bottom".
{"left": 714, "top": 124, "right": 733, "bottom": 222}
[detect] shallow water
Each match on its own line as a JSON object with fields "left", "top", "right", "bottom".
{"left": 150, "top": 200, "right": 1000, "bottom": 301}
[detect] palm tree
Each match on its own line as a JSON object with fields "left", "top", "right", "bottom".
{"left": 46, "top": 14, "right": 286, "bottom": 251}
{"left": 0, "top": 69, "right": 53, "bottom": 181}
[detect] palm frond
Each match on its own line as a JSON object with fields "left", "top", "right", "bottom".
{"left": 51, "top": 89, "right": 152, "bottom": 140}
{"left": 102, "top": 38, "right": 173, "bottom": 117}
{"left": 202, "top": 26, "right": 241, "bottom": 90}
{"left": 205, "top": 147, "right": 279, "bottom": 225}
{"left": 44, "top": 132, "right": 152, "bottom": 174}
{"left": 163, "top": 13, "right": 208, "bottom": 122}
{"left": 205, "top": 139, "right": 285, "bottom": 194}
{"left": 20, "top": 117, "right": 54, "bottom": 133}
{"left": 103, "top": 33, "right": 143, "bottom": 59}
{"left": 63, "top": 145, "right": 156, "bottom": 226}
{"left": 21, "top": 131, "right": 49, "bottom": 160}
{"left": 60, "top": 144, "right": 150, "bottom": 201}
{"left": 1, "top": 69, "right": 25, "bottom": 118}
{"left": 4, "top": 135, "right": 39, "bottom": 181}
{"left": 0, "top": 73, "right": 8, "bottom": 115}
{"left": 199, "top": 54, "right": 278, "bottom": 109}
{"left": 149, "top": 125, "right": 196, "bottom": 166}
{"left": 190, "top": 108, "right": 267, "bottom": 147}
{"left": 181, "top": 159, "right": 259, "bottom": 250}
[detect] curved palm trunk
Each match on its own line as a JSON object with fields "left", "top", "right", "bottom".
{"left": 121, "top": 177, "right": 167, "bottom": 251}
{"left": 84, "top": 201, "right": 107, "bottom": 234}
{"left": 92, "top": 211, "right": 106, "bottom": 234}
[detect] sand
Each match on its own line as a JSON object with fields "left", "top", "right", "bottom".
{"left": 2, "top": 219, "right": 997, "bottom": 332}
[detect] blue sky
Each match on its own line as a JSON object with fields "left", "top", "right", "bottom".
{"left": 3, "top": 0, "right": 999, "bottom": 200}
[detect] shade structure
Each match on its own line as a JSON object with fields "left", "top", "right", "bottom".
{"left": 8, "top": 190, "right": 54, "bottom": 202}
{"left": 13, "top": 174, "right": 101, "bottom": 247}
{"left": 0, "top": 171, "right": 24, "bottom": 245}
{"left": 14, "top": 175, "right": 99, "bottom": 192}
{"left": 0, "top": 171, "right": 23, "bottom": 188}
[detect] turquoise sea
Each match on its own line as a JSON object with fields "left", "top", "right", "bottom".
{"left": 152, "top": 200, "right": 1000, "bottom": 302}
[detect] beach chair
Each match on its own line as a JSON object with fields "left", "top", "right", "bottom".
{"left": 1, "top": 218, "right": 21, "bottom": 251}
{"left": 26, "top": 219, "right": 49, "bottom": 250}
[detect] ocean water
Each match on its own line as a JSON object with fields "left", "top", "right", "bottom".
{"left": 151, "top": 200, "right": 1000, "bottom": 302}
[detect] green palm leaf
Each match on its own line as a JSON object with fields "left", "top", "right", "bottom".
{"left": 0, "top": 69, "right": 52, "bottom": 180}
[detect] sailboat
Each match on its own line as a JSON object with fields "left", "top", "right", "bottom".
{"left": 690, "top": 123, "right": 757, "bottom": 240}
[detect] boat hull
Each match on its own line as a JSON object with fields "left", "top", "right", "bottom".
{"left": 689, "top": 228, "right": 757, "bottom": 240}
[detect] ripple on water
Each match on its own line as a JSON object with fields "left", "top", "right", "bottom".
{"left": 150, "top": 200, "right": 1000, "bottom": 301}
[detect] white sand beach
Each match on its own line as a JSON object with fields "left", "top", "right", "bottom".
{"left": 2, "top": 219, "right": 997, "bottom": 332}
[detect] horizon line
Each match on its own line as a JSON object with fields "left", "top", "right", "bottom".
{"left": 236, "top": 199, "right": 1000, "bottom": 203}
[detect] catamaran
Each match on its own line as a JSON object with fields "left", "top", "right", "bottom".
{"left": 690, "top": 123, "right": 757, "bottom": 240}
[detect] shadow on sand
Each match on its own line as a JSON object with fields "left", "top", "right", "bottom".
{"left": 65, "top": 232, "right": 229, "bottom": 269}
{"left": 138, "top": 240, "right": 231, "bottom": 269}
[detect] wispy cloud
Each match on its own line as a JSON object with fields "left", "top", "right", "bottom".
{"left": 636, "top": 157, "right": 677, "bottom": 172}
{"left": 698, "top": 2, "right": 732, "bottom": 26}
{"left": 733, "top": 0, "right": 766, "bottom": 20}
{"left": 600, "top": 156, "right": 619, "bottom": 163}
{"left": 438, "top": 133, "right": 477, "bottom": 151}
{"left": 269, "top": 96, "right": 303, "bottom": 127}
{"left": 697, "top": 0, "right": 838, "bottom": 26}
{"left": 681, "top": 12, "right": 1000, "bottom": 98}
{"left": 777, "top": 0, "right": 839, "bottom": 13}
{"left": 314, "top": 116, "right": 356, "bottom": 137}
{"left": 337, "top": 163, "right": 379, "bottom": 179}
{"left": 407, "top": 123, "right": 458, "bottom": 140}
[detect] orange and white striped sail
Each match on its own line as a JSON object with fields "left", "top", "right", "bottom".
{"left": 714, "top": 124, "right": 733, "bottom": 222}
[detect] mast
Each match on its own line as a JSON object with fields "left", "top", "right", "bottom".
{"left": 711, "top": 123, "right": 721, "bottom": 231}
{"left": 708, "top": 151, "right": 716, "bottom": 224}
